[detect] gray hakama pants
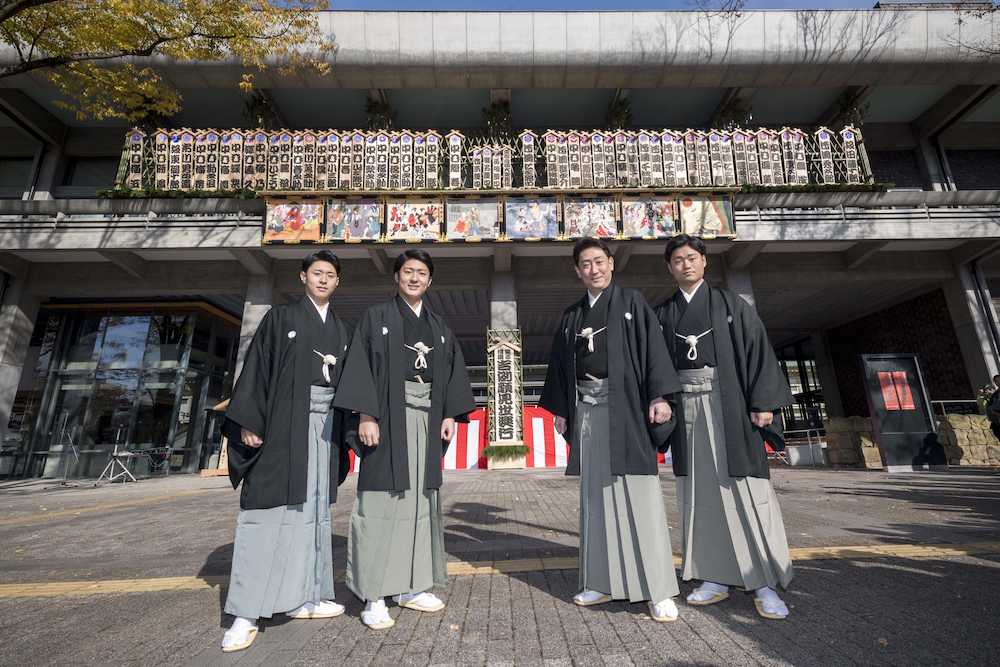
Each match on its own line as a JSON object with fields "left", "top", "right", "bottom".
{"left": 576, "top": 379, "right": 679, "bottom": 604}
{"left": 676, "top": 367, "right": 794, "bottom": 591}
{"left": 224, "top": 385, "right": 337, "bottom": 619}
{"left": 346, "top": 381, "right": 447, "bottom": 601}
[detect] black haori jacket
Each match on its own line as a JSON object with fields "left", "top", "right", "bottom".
{"left": 224, "top": 297, "right": 353, "bottom": 510}
{"left": 540, "top": 284, "right": 681, "bottom": 477}
{"left": 332, "top": 299, "right": 476, "bottom": 492}
{"left": 656, "top": 286, "right": 793, "bottom": 480}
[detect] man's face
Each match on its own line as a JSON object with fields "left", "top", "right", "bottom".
{"left": 395, "top": 258, "right": 432, "bottom": 300}
{"left": 301, "top": 260, "right": 339, "bottom": 303}
{"left": 667, "top": 245, "right": 707, "bottom": 286}
{"left": 994, "top": 375, "right": 1000, "bottom": 388}
{"left": 574, "top": 247, "right": 614, "bottom": 292}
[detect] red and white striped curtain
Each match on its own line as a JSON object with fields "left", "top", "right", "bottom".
{"left": 346, "top": 405, "right": 669, "bottom": 472}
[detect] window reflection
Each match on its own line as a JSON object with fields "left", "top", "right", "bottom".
{"left": 30, "top": 306, "right": 238, "bottom": 478}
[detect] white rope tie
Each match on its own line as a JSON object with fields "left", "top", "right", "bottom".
{"left": 313, "top": 349, "right": 338, "bottom": 384}
{"left": 676, "top": 329, "right": 713, "bottom": 361}
{"left": 576, "top": 326, "right": 607, "bottom": 353}
{"left": 405, "top": 341, "right": 433, "bottom": 369}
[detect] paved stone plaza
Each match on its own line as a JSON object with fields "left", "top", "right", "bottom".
{"left": 1, "top": 466, "right": 999, "bottom": 666}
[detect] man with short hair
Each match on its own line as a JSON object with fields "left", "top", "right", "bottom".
{"left": 221, "top": 250, "right": 353, "bottom": 652}
{"left": 655, "top": 235, "right": 795, "bottom": 620}
{"left": 541, "top": 238, "right": 682, "bottom": 622}
{"left": 334, "top": 248, "right": 475, "bottom": 630}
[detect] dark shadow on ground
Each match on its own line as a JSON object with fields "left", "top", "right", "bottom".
{"left": 818, "top": 470, "right": 1000, "bottom": 544}
{"left": 444, "top": 501, "right": 577, "bottom": 559}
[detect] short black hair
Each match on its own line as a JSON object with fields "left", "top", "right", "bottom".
{"left": 393, "top": 248, "right": 434, "bottom": 276}
{"left": 663, "top": 234, "right": 707, "bottom": 262}
{"left": 572, "top": 237, "right": 613, "bottom": 266}
{"left": 302, "top": 249, "right": 341, "bottom": 275}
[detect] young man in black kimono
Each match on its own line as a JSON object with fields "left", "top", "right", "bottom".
{"left": 540, "top": 237, "right": 682, "bottom": 622}
{"left": 333, "top": 248, "right": 475, "bottom": 630}
{"left": 655, "top": 235, "right": 795, "bottom": 620}
{"left": 221, "top": 250, "right": 353, "bottom": 652}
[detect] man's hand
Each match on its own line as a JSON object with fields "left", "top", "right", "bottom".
{"left": 441, "top": 417, "right": 456, "bottom": 441}
{"left": 359, "top": 414, "right": 380, "bottom": 447}
{"left": 648, "top": 397, "right": 672, "bottom": 425}
{"left": 241, "top": 428, "right": 263, "bottom": 448}
{"left": 751, "top": 411, "right": 774, "bottom": 429}
{"left": 554, "top": 416, "right": 568, "bottom": 435}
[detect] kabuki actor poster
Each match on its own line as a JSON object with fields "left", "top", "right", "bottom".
{"left": 264, "top": 202, "right": 323, "bottom": 244}
{"left": 446, "top": 199, "right": 501, "bottom": 240}
{"left": 504, "top": 198, "right": 559, "bottom": 239}
{"left": 621, "top": 197, "right": 677, "bottom": 238}
{"left": 677, "top": 196, "right": 735, "bottom": 238}
{"left": 326, "top": 199, "right": 382, "bottom": 241}
{"left": 385, "top": 199, "right": 444, "bottom": 240}
{"left": 563, "top": 198, "right": 618, "bottom": 239}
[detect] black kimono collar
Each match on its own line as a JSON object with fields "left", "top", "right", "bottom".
{"left": 299, "top": 295, "right": 335, "bottom": 326}
{"left": 395, "top": 294, "right": 428, "bottom": 321}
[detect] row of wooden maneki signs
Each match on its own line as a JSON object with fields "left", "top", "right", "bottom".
{"left": 263, "top": 193, "right": 734, "bottom": 245}
{"left": 120, "top": 126, "right": 868, "bottom": 193}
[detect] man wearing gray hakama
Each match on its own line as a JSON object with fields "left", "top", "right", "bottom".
{"left": 225, "top": 386, "right": 337, "bottom": 620}
{"left": 656, "top": 235, "right": 795, "bottom": 620}
{"left": 334, "top": 249, "right": 475, "bottom": 630}
{"left": 220, "top": 251, "right": 354, "bottom": 652}
{"left": 541, "top": 238, "right": 683, "bottom": 622}
{"left": 346, "top": 381, "right": 447, "bottom": 604}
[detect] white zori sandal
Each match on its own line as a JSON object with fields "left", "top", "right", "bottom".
{"left": 286, "top": 600, "right": 345, "bottom": 619}
{"left": 648, "top": 598, "right": 679, "bottom": 622}
{"left": 394, "top": 591, "right": 446, "bottom": 612}
{"left": 362, "top": 599, "right": 395, "bottom": 630}
{"left": 573, "top": 589, "right": 612, "bottom": 607}
{"left": 686, "top": 581, "right": 730, "bottom": 606}
{"left": 754, "top": 587, "right": 789, "bottom": 620}
{"left": 221, "top": 617, "right": 258, "bottom": 653}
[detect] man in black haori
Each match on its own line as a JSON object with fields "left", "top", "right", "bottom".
{"left": 541, "top": 238, "right": 682, "bottom": 622}
{"left": 655, "top": 235, "right": 795, "bottom": 620}
{"left": 334, "top": 249, "right": 475, "bottom": 630}
{"left": 221, "top": 250, "right": 353, "bottom": 652}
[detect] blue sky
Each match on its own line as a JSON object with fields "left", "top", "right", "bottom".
{"left": 327, "top": 1, "right": 874, "bottom": 10}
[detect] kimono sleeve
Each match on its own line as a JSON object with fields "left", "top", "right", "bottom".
{"left": 635, "top": 297, "right": 681, "bottom": 402}
{"left": 223, "top": 308, "right": 276, "bottom": 489}
{"left": 737, "top": 299, "right": 794, "bottom": 412}
{"left": 330, "top": 310, "right": 382, "bottom": 421}
{"left": 443, "top": 335, "right": 475, "bottom": 422}
{"left": 539, "top": 314, "right": 571, "bottom": 420}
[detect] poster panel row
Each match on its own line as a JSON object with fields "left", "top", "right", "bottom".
{"left": 263, "top": 195, "right": 734, "bottom": 244}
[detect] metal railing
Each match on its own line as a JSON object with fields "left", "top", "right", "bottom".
{"left": 931, "top": 400, "right": 981, "bottom": 418}
{"left": 783, "top": 428, "right": 826, "bottom": 448}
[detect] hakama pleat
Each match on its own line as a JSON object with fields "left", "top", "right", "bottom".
{"left": 224, "top": 386, "right": 337, "bottom": 619}
{"left": 347, "top": 381, "right": 447, "bottom": 601}
{"left": 576, "top": 379, "right": 679, "bottom": 604}
{"left": 676, "top": 367, "right": 793, "bottom": 590}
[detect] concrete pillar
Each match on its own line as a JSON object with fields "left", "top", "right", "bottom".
{"left": 234, "top": 275, "right": 275, "bottom": 381}
{"left": 0, "top": 271, "right": 40, "bottom": 446}
{"left": 27, "top": 146, "right": 65, "bottom": 201}
{"left": 942, "top": 262, "right": 1000, "bottom": 392}
{"left": 915, "top": 139, "right": 950, "bottom": 192}
{"left": 490, "top": 271, "right": 518, "bottom": 330}
{"left": 722, "top": 259, "right": 756, "bottom": 308}
{"left": 812, "top": 330, "right": 845, "bottom": 419}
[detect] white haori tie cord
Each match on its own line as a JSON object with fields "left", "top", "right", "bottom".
{"left": 676, "top": 329, "right": 713, "bottom": 361}
{"left": 313, "top": 349, "right": 338, "bottom": 384}
{"left": 405, "top": 341, "right": 433, "bottom": 369}
{"left": 576, "top": 326, "right": 607, "bottom": 353}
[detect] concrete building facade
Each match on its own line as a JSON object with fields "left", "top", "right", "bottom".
{"left": 1, "top": 7, "right": 1000, "bottom": 477}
